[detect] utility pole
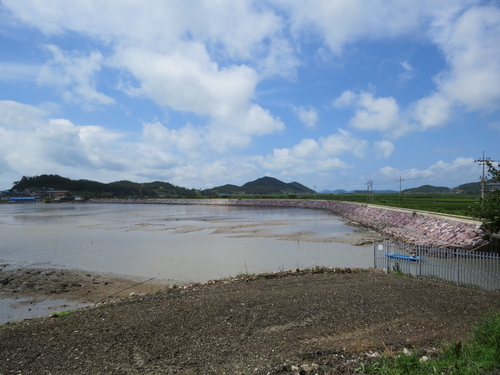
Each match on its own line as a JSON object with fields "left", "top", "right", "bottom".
{"left": 397, "top": 176, "right": 405, "bottom": 205}
{"left": 366, "top": 179, "right": 374, "bottom": 201}
{"left": 475, "top": 152, "right": 491, "bottom": 200}
{"left": 313, "top": 183, "right": 317, "bottom": 199}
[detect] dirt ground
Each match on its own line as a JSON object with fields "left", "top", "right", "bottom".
{"left": 1, "top": 266, "right": 500, "bottom": 375}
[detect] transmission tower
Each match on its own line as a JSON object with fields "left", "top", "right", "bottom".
{"left": 366, "top": 179, "right": 374, "bottom": 201}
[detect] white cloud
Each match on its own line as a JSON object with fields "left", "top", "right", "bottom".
{"left": 142, "top": 122, "right": 204, "bottom": 156}
{"left": 319, "top": 129, "right": 368, "bottom": 158}
{"left": 334, "top": 91, "right": 411, "bottom": 138}
{"left": 256, "top": 38, "right": 299, "bottom": 79}
{"left": 0, "top": 101, "right": 129, "bottom": 173}
{"left": 0, "top": 99, "right": 278, "bottom": 189}
{"left": 0, "top": 100, "right": 48, "bottom": 129}
{"left": 397, "top": 61, "right": 414, "bottom": 85}
{"left": 438, "top": 6, "right": 500, "bottom": 111}
{"left": 2, "top": 0, "right": 296, "bottom": 76}
{"left": 0, "top": 62, "right": 40, "bottom": 82}
{"left": 37, "top": 45, "right": 115, "bottom": 109}
{"left": 1, "top": 0, "right": 497, "bottom": 190}
{"left": 258, "top": 129, "right": 369, "bottom": 175}
{"left": 412, "top": 5, "right": 500, "bottom": 128}
{"left": 111, "top": 40, "right": 284, "bottom": 153}
{"left": 373, "top": 140, "right": 395, "bottom": 159}
{"left": 112, "top": 45, "right": 256, "bottom": 117}
{"left": 411, "top": 93, "right": 452, "bottom": 130}
{"left": 289, "top": 1, "right": 498, "bottom": 133}
{"left": 280, "top": 0, "right": 424, "bottom": 54}
{"left": 379, "top": 157, "right": 477, "bottom": 185}
{"left": 332, "top": 90, "right": 357, "bottom": 108}
{"left": 292, "top": 105, "right": 318, "bottom": 128}
{"left": 0, "top": 100, "right": 210, "bottom": 187}
{"left": 3, "top": 0, "right": 288, "bottom": 154}
{"left": 400, "top": 61, "right": 412, "bottom": 71}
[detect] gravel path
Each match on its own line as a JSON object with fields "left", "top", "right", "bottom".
{"left": 1, "top": 268, "right": 499, "bottom": 374}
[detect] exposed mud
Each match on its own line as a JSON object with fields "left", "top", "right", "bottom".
{"left": 1, "top": 267, "right": 499, "bottom": 374}
{"left": 0, "top": 266, "right": 170, "bottom": 304}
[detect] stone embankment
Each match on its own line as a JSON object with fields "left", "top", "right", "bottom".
{"left": 91, "top": 198, "right": 487, "bottom": 249}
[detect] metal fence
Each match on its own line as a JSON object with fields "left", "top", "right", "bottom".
{"left": 374, "top": 241, "right": 500, "bottom": 292}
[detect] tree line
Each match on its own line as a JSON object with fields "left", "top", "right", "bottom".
{"left": 11, "top": 175, "right": 198, "bottom": 198}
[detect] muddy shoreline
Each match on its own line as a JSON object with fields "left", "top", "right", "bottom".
{"left": 0, "top": 225, "right": 383, "bottom": 323}
{"left": 1, "top": 267, "right": 499, "bottom": 374}
{"left": 93, "top": 198, "right": 486, "bottom": 249}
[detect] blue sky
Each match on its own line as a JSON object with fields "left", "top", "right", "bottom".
{"left": 0, "top": 1, "right": 499, "bottom": 192}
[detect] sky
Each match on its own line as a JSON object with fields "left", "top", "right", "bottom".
{"left": 0, "top": 0, "right": 499, "bottom": 192}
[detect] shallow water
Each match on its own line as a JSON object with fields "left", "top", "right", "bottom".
{"left": 0, "top": 203, "right": 375, "bottom": 323}
{"left": 0, "top": 297, "right": 89, "bottom": 325}
{"left": 0, "top": 203, "right": 372, "bottom": 281}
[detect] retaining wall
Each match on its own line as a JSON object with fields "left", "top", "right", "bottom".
{"left": 90, "top": 198, "right": 486, "bottom": 249}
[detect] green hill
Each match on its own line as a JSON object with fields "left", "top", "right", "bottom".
{"left": 453, "top": 181, "right": 494, "bottom": 193}
{"left": 402, "top": 185, "right": 451, "bottom": 194}
{"left": 400, "top": 181, "right": 490, "bottom": 194}
{"left": 10, "top": 174, "right": 314, "bottom": 198}
{"left": 205, "top": 177, "right": 314, "bottom": 195}
{"left": 11, "top": 175, "right": 197, "bottom": 198}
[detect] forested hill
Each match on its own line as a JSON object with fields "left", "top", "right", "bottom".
{"left": 11, "top": 175, "right": 197, "bottom": 197}
{"left": 208, "top": 176, "right": 315, "bottom": 195}
{"left": 402, "top": 185, "right": 451, "bottom": 194}
{"left": 10, "top": 174, "right": 315, "bottom": 197}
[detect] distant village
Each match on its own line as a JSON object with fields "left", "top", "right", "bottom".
{"left": 0, "top": 187, "right": 82, "bottom": 203}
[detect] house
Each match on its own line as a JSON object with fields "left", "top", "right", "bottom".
{"left": 47, "top": 190, "right": 68, "bottom": 200}
{"left": 8, "top": 196, "right": 40, "bottom": 203}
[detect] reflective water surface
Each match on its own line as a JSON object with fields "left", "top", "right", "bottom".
{"left": 0, "top": 203, "right": 372, "bottom": 282}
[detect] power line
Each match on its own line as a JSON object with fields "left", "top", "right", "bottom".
{"left": 310, "top": 157, "right": 495, "bottom": 192}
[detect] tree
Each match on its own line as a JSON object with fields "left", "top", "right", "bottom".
{"left": 468, "top": 161, "right": 500, "bottom": 236}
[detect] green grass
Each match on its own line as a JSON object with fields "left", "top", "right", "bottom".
{"left": 355, "top": 311, "right": 500, "bottom": 374}
{"left": 300, "top": 193, "right": 481, "bottom": 216}
{"left": 50, "top": 310, "right": 74, "bottom": 318}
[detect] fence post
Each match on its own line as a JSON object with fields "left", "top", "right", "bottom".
{"left": 456, "top": 250, "right": 460, "bottom": 286}
{"left": 418, "top": 246, "right": 422, "bottom": 278}
{"left": 386, "top": 241, "right": 390, "bottom": 273}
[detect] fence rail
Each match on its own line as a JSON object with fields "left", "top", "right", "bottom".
{"left": 374, "top": 241, "right": 500, "bottom": 292}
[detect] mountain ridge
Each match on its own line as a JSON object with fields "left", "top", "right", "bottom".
{"left": 8, "top": 174, "right": 315, "bottom": 197}
{"left": 7, "top": 174, "right": 487, "bottom": 197}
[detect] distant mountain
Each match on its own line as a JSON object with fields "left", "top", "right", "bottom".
{"left": 320, "top": 189, "right": 398, "bottom": 194}
{"left": 207, "top": 176, "right": 315, "bottom": 195}
{"left": 402, "top": 185, "right": 451, "bottom": 194}
{"left": 208, "top": 184, "right": 242, "bottom": 195}
{"left": 352, "top": 189, "right": 398, "bottom": 194}
{"left": 10, "top": 174, "right": 197, "bottom": 197}
{"left": 11, "top": 174, "right": 486, "bottom": 199}
{"left": 319, "top": 189, "right": 350, "bottom": 194}
{"left": 452, "top": 181, "right": 498, "bottom": 193}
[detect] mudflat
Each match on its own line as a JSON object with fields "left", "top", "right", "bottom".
{"left": 1, "top": 267, "right": 499, "bottom": 374}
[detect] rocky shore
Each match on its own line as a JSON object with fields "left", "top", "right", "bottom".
{"left": 92, "top": 198, "right": 487, "bottom": 249}
{"left": 1, "top": 267, "right": 500, "bottom": 374}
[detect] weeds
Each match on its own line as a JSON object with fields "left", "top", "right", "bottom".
{"left": 50, "top": 310, "right": 74, "bottom": 318}
{"left": 391, "top": 262, "right": 406, "bottom": 277}
{"left": 355, "top": 311, "right": 500, "bottom": 374}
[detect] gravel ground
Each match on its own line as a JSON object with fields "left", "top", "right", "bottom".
{"left": 1, "top": 267, "right": 500, "bottom": 374}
